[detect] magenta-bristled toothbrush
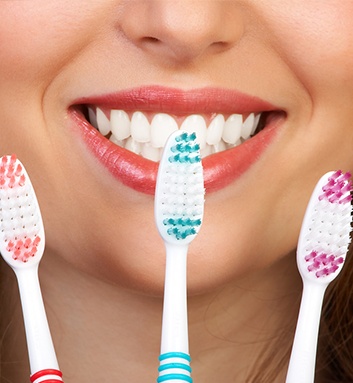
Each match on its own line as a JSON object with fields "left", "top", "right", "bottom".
{"left": 286, "top": 170, "right": 352, "bottom": 383}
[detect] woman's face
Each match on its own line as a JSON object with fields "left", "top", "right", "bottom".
{"left": 1, "top": 1, "right": 353, "bottom": 294}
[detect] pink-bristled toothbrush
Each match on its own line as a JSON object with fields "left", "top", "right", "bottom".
{"left": 286, "top": 170, "right": 352, "bottom": 383}
{"left": 0, "top": 155, "right": 64, "bottom": 383}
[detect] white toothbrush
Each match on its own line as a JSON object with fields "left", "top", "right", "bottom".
{"left": 286, "top": 170, "right": 352, "bottom": 383}
{"left": 0, "top": 155, "right": 64, "bottom": 383}
{"left": 155, "top": 131, "right": 205, "bottom": 383}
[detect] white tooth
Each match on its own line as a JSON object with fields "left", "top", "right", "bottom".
{"left": 96, "top": 107, "right": 111, "bottom": 136}
{"left": 201, "top": 145, "right": 213, "bottom": 158}
{"left": 226, "top": 139, "right": 242, "bottom": 149}
{"left": 125, "top": 137, "right": 142, "bottom": 155}
{"left": 251, "top": 113, "right": 261, "bottom": 135}
{"left": 222, "top": 114, "right": 242, "bottom": 144}
{"left": 111, "top": 110, "right": 131, "bottom": 141}
{"left": 150, "top": 113, "right": 178, "bottom": 148}
{"left": 180, "top": 115, "right": 207, "bottom": 149}
{"left": 141, "top": 143, "right": 161, "bottom": 162}
{"left": 130, "top": 111, "right": 150, "bottom": 143}
{"left": 109, "top": 134, "right": 125, "bottom": 147}
{"left": 88, "top": 107, "right": 98, "bottom": 129}
{"left": 212, "top": 140, "right": 227, "bottom": 153}
{"left": 207, "top": 114, "right": 225, "bottom": 145}
{"left": 241, "top": 113, "right": 255, "bottom": 140}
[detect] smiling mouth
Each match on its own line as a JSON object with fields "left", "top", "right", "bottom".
{"left": 70, "top": 87, "right": 285, "bottom": 194}
{"left": 81, "top": 106, "right": 274, "bottom": 162}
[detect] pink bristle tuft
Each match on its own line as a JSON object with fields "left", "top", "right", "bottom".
{"left": 319, "top": 170, "right": 352, "bottom": 204}
{"left": 306, "top": 251, "right": 344, "bottom": 278}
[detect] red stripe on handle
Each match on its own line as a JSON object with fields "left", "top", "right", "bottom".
{"left": 30, "top": 369, "right": 63, "bottom": 382}
{"left": 35, "top": 381, "right": 63, "bottom": 383}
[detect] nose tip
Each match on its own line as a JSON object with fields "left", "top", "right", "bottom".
{"left": 119, "top": 1, "right": 244, "bottom": 64}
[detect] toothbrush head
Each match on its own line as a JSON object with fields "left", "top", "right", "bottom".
{"left": 0, "top": 155, "right": 45, "bottom": 269}
{"left": 297, "top": 170, "right": 352, "bottom": 284}
{"left": 155, "top": 131, "right": 205, "bottom": 246}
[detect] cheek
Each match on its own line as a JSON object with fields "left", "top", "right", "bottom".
{"left": 262, "top": 3, "right": 353, "bottom": 93}
{"left": 0, "top": 2, "right": 107, "bottom": 84}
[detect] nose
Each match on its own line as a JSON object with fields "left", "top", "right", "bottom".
{"left": 118, "top": 0, "right": 244, "bottom": 64}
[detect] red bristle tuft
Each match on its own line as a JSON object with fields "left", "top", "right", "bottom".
{"left": 0, "top": 155, "right": 26, "bottom": 189}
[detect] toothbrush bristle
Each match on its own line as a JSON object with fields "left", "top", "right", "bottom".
{"left": 169, "top": 133, "right": 201, "bottom": 164}
{"left": 6, "top": 236, "right": 41, "bottom": 263}
{"left": 305, "top": 251, "right": 344, "bottom": 278}
{"left": 0, "top": 155, "right": 43, "bottom": 263}
{"left": 303, "top": 171, "right": 352, "bottom": 279}
{"left": 319, "top": 170, "right": 352, "bottom": 204}
{"left": 155, "top": 131, "right": 204, "bottom": 243}
{"left": 0, "top": 154, "right": 26, "bottom": 188}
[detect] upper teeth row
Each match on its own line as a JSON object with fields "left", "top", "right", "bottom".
{"left": 88, "top": 107, "right": 261, "bottom": 161}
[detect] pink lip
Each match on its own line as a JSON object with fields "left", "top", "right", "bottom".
{"left": 70, "top": 86, "right": 282, "bottom": 194}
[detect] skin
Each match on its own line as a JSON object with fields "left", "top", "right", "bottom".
{"left": 1, "top": 1, "right": 353, "bottom": 382}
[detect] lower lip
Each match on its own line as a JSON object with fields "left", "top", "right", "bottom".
{"left": 69, "top": 109, "right": 280, "bottom": 194}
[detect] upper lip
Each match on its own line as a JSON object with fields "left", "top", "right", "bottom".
{"left": 72, "top": 85, "right": 279, "bottom": 116}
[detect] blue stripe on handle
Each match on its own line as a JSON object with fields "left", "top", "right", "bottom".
{"left": 158, "top": 353, "right": 192, "bottom": 382}
{"left": 158, "top": 362, "right": 192, "bottom": 373}
{"left": 159, "top": 352, "right": 191, "bottom": 362}
{"left": 157, "top": 373, "right": 193, "bottom": 383}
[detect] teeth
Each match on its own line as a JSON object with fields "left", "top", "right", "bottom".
{"left": 88, "top": 107, "right": 98, "bottom": 129}
{"left": 151, "top": 113, "right": 178, "bottom": 148}
{"left": 125, "top": 136, "right": 142, "bottom": 155}
{"left": 111, "top": 110, "right": 130, "bottom": 140}
{"left": 180, "top": 115, "right": 207, "bottom": 149}
{"left": 87, "top": 107, "right": 262, "bottom": 161}
{"left": 131, "top": 111, "right": 150, "bottom": 143}
{"left": 207, "top": 114, "right": 225, "bottom": 145}
{"left": 241, "top": 113, "right": 255, "bottom": 140}
{"left": 96, "top": 107, "right": 111, "bottom": 136}
{"left": 213, "top": 140, "right": 227, "bottom": 154}
{"left": 141, "top": 142, "right": 161, "bottom": 162}
{"left": 222, "top": 114, "right": 242, "bottom": 144}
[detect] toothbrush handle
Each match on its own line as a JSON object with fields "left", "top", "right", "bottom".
{"left": 15, "top": 267, "right": 63, "bottom": 382}
{"left": 286, "top": 282, "right": 326, "bottom": 383}
{"left": 159, "top": 243, "right": 192, "bottom": 383}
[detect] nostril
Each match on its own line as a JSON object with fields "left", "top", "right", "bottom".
{"left": 210, "top": 40, "right": 233, "bottom": 53}
{"left": 142, "top": 36, "right": 161, "bottom": 44}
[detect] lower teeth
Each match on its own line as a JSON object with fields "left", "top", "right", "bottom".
{"left": 108, "top": 132, "right": 244, "bottom": 162}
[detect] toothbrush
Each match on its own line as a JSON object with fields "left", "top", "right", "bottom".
{"left": 155, "top": 131, "right": 205, "bottom": 383}
{"left": 0, "top": 155, "right": 64, "bottom": 383}
{"left": 286, "top": 170, "right": 352, "bottom": 383}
